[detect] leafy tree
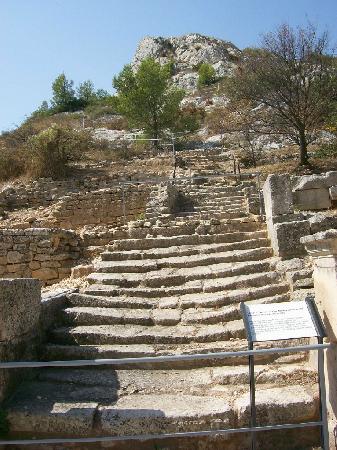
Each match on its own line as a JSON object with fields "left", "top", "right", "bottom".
{"left": 228, "top": 23, "right": 337, "bottom": 165}
{"left": 113, "top": 58, "right": 185, "bottom": 143}
{"left": 197, "top": 63, "right": 216, "bottom": 88}
{"left": 77, "top": 80, "right": 96, "bottom": 106}
{"left": 51, "top": 73, "right": 77, "bottom": 112}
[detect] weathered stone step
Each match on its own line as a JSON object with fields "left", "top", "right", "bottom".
{"left": 50, "top": 320, "right": 245, "bottom": 345}
{"left": 97, "top": 247, "right": 273, "bottom": 273}
{"left": 44, "top": 338, "right": 308, "bottom": 368}
{"left": 178, "top": 283, "right": 289, "bottom": 309}
{"left": 110, "top": 230, "right": 267, "bottom": 252}
{"left": 70, "top": 283, "right": 289, "bottom": 311}
{"left": 84, "top": 271, "right": 282, "bottom": 298}
{"left": 64, "top": 292, "right": 290, "bottom": 327}
{"left": 68, "top": 292, "right": 158, "bottom": 309}
{"left": 192, "top": 204, "right": 244, "bottom": 211}
{"left": 6, "top": 382, "right": 318, "bottom": 442}
{"left": 88, "top": 260, "right": 274, "bottom": 288}
{"left": 175, "top": 211, "right": 248, "bottom": 219}
{"left": 38, "top": 363, "right": 316, "bottom": 393}
{"left": 102, "top": 237, "right": 270, "bottom": 261}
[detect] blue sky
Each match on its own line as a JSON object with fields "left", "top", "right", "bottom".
{"left": 1, "top": 0, "right": 337, "bottom": 132}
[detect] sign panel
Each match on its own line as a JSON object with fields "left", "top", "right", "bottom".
{"left": 241, "top": 300, "right": 322, "bottom": 342}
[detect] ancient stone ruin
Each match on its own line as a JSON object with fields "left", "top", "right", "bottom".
{"left": 1, "top": 152, "right": 337, "bottom": 449}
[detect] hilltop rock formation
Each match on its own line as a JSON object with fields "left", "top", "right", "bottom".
{"left": 132, "top": 33, "right": 240, "bottom": 90}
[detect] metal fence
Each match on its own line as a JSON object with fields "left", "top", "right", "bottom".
{"left": 0, "top": 342, "right": 330, "bottom": 447}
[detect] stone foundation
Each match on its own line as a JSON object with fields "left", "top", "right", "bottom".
{"left": 0, "top": 229, "right": 81, "bottom": 285}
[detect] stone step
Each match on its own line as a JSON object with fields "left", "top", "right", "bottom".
{"left": 8, "top": 382, "right": 317, "bottom": 440}
{"left": 44, "top": 338, "right": 308, "bottom": 368}
{"left": 110, "top": 230, "right": 267, "bottom": 252}
{"left": 38, "top": 363, "right": 317, "bottom": 392}
{"left": 192, "top": 206, "right": 244, "bottom": 213}
{"left": 88, "top": 259, "right": 274, "bottom": 289}
{"left": 102, "top": 237, "right": 271, "bottom": 261}
{"left": 174, "top": 211, "right": 248, "bottom": 219}
{"left": 84, "top": 271, "right": 282, "bottom": 298}
{"left": 50, "top": 320, "right": 246, "bottom": 345}
{"left": 97, "top": 247, "right": 273, "bottom": 272}
{"left": 69, "top": 283, "right": 289, "bottom": 310}
{"left": 62, "top": 293, "right": 290, "bottom": 327}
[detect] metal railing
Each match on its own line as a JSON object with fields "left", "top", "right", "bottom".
{"left": 0, "top": 342, "right": 331, "bottom": 447}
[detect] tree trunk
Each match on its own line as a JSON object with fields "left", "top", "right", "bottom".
{"left": 299, "top": 130, "right": 309, "bottom": 165}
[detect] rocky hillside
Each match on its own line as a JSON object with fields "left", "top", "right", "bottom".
{"left": 132, "top": 33, "right": 240, "bottom": 90}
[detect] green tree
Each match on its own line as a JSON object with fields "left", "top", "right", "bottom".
{"left": 113, "top": 58, "right": 185, "bottom": 143}
{"left": 228, "top": 23, "right": 337, "bottom": 165}
{"left": 77, "top": 80, "right": 96, "bottom": 106}
{"left": 51, "top": 73, "right": 77, "bottom": 112}
{"left": 197, "top": 63, "right": 216, "bottom": 88}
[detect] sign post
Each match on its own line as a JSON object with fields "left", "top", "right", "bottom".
{"left": 240, "top": 299, "right": 328, "bottom": 450}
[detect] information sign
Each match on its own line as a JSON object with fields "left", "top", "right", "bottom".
{"left": 241, "top": 300, "right": 323, "bottom": 342}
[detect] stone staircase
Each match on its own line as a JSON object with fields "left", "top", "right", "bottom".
{"left": 5, "top": 180, "right": 320, "bottom": 449}
{"left": 177, "top": 149, "right": 233, "bottom": 176}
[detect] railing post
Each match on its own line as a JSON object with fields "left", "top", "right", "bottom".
{"left": 121, "top": 184, "right": 126, "bottom": 225}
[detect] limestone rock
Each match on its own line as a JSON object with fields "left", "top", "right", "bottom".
{"left": 276, "top": 258, "right": 304, "bottom": 273}
{"left": 329, "top": 185, "right": 337, "bottom": 201}
{"left": 293, "top": 188, "right": 331, "bottom": 210}
{"left": 0, "top": 278, "right": 41, "bottom": 340}
{"left": 132, "top": 33, "right": 240, "bottom": 90}
{"left": 71, "top": 264, "right": 94, "bottom": 279}
{"left": 235, "top": 386, "right": 318, "bottom": 426}
{"left": 309, "top": 213, "right": 337, "bottom": 234}
{"left": 263, "top": 174, "right": 294, "bottom": 218}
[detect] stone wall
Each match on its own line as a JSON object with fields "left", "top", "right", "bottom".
{"left": 0, "top": 229, "right": 81, "bottom": 285}
{"left": 0, "top": 178, "right": 152, "bottom": 220}
{"left": 42, "top": 184, "right": 152, "bottom": 229}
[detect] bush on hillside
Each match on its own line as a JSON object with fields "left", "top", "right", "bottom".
{"left": 25, "top": 125, "right": 92, "bottom": 179}
{"left": 316, "top": 140, "right": 337, "bottom": 158}
{"left": 0, "top": 148, "right": 25, "bottom": 181}
{"left": 197, "top": 63, "right": 217, "bottom": 88}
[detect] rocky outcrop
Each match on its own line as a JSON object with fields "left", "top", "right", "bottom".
{"left": 132, "top": 33, "right": 240, "bottom": 90}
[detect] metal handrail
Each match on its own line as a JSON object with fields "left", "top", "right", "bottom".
{"left": 0, "top": 343, "right": 330, "bottom": 369}
{"left": 0, "top": 343, "right": 331, "bottom": 447}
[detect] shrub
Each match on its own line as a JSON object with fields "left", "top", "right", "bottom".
{"left": 197, "top": 63, "right": 217, "bottom": 88}
{"left": 0, "top": 148, "right": 25, "bottom": 181}
{"left": 25, "top": 125, "right": 92, "bottom": 179}
{"left": 316, "top": 140, "right": 337, "bottom": 158}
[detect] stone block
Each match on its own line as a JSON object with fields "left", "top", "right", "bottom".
{"left": 0, "top": 278, "right": 41, "bottom": 341}
{"left": 293, "top": 174, "right": 327, "bottom": 191}
{"left": 263, "top": 174, "right": 293, "bottom": 219}
{"left": 235, "top": 386, "right": 318, "bottom": 427}
{"left": 329, "top": 185, "right": 337, "bottom": 201}
{"left": 293, "top": 188, "right": 331, "bottom": 210}
{"left": 7, "top": 251, "right": 24, "bottom": 264}
{"left": 326, "top": 171, "right": 337, "bottom": 187}
{"left": 32, "top": 268, "right": 58, "bottom": 281}
{"left": 309, "top": 213, "right": 337, "bottom": 234}
{"left": 272, "top": 220, "right": 311, "bottom": 258}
